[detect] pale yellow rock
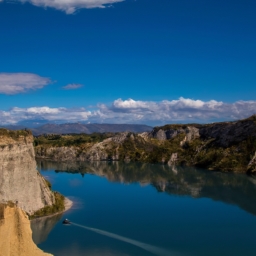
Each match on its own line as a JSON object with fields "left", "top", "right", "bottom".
{"left": 0, "top": 132, "right": 55, "bottom": 214}
{"left": 0, "top": 204, "right": 53, "bottom": 256}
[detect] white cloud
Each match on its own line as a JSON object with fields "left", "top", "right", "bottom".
{"left": 0, "top": 106, "right": 93, "bottom": 125}
{"left": 1, "top": 98, "right": 256, "bottom": 125}
{"left": 0, "top": 73, "right": 52, "bottom": 95}
{"left": 18, "top": 0, "right": 124, "bottom": 14}
{"left": 62, "top": 83, "right": 83, "bottom": 90}
{"left": 113, "top": 98, "right": 157, "bottom": 110}
{"left": 97, "top": 98, "right": 256, "bottom": 124}
{"left": 26, "top": 107, "right": 61, "bottom": 114}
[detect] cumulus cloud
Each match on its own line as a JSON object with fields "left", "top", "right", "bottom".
{"left": 62, "top": 83, "right": 83, "bottom": 90}
{"left": 17, "top": 0, "right": 124, "bottom": 14}
{"left": 1, "top": 98, "right": 256, "bottom": 125}
{"left": 112, "top": 98, "right": 156, "bottom": 110}
{"left": 0, "top": 73, "right": 52, "bottom": 95}
{"left": 0, "top": 106, "right": 92, "bottom": 125}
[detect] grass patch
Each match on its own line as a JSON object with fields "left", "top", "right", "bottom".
{"left": 0, "top": 128, "right": 32, "bottom": 139}
{"left": 34, "top": 133, "right": 114, "bottom": 147}
{"left": 29, "top": 192, "right": 65, "bottom": 219}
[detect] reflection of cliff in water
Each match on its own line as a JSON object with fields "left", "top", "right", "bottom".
{"left": 37, "top": 160, "right": 256, "bottom": 216}
{"left": 31, "top": 213, "right": 63, "bottom": 245}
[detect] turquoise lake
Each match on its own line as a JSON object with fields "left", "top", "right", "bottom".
{"left": 32, "top": 160, "right": 256, "bottom": 256}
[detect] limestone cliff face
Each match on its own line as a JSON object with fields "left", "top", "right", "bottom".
{"left": 0, "top": 130, "right": 55, "bottom": 215}
{"left": 150, "top": 127, "right": 185, "bottom": 140}
{"left": 199, "top": 118, "right": 256, "bottom": 147}
{"left": 0, "top": 203, "right": 52, "bottom": 256}
{"left": 35, "top": 132, "right": 130, "bottom": 162}
{"left": 248, "top": 151, "right": 256, "bottom": 173}
{"left": 36, "top": 146, "right": 78, "bottom": 162}
{"left": 180, "top": 126, "right": 200, "bottom": 147}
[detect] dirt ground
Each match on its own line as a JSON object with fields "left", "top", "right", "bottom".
{"left": 0, "top": 203, "right": 53, "bottom": 256}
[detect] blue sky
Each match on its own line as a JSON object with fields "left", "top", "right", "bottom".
{"left": 0, "top": 0, "right": 256, "bottom": 126}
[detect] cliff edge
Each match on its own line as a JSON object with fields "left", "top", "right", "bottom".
{"left": 0, "top": 129, "right": 55, "bottom": 215}
{"left": 0, "top": 203, "right": 52, "bottom": 256}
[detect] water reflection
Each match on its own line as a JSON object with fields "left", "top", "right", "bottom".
{"left": 31, "top": 213, "right": 63, "bottom": 244}
{"left": 37, "top": 160, "right": 256, "bottom": 217}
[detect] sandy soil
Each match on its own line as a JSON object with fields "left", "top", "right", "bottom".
{"left": 0, "top": 204, "right": 53, "bottom": 256}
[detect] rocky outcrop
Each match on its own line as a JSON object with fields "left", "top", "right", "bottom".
{"left": 138, "top": 132, "right": 149, "bottom": 140}
{"left": 83, "top": 139, "right": 113, "bottom": 161}
{"left": 36, "top": 146, "right": 77, "bottom": 162}
{"left": 180, "top": 126, "right": 200, "bottom": 147}
{"left": 199, "top": 118, "right": 256, "bottom": 147}
{"left": 35, "top": 132, "right": 132, "bottom": 162}
{"left": 247, "top": 151, "right": 256, "bottom": 174}
{"left": 0, "top": 130, "right": 55, "bottom": 215}
{"left": 150, "top": 127, "right": 185, "bottom": 140}
{"left": 111, "top": 132, "right": 129, "bottom": 143}
{"left": 0, "top": 203, "right": 52, "bottom": 256}
{"left": 150, "top": 116, "right": 256, "bottom": 148}
{"left": 166, "top": 128, "right": 185, "bottom": 139}
{"left": 168, "top": 153, "right": 178, "bottom": 166}
{"left": 153, "top": 129, "right": 167, "bottom": 140}
{"left": 185, "top": 126, "right": 200, "bottom": 141}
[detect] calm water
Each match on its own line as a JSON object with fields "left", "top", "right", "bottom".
{"left": 32, "top": 160, "right": 256, "bottom": 256}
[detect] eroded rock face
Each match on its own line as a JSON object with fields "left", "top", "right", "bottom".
{"left": 165, "top": 128, "right": 185, "bottom": 139}
{"left": 168, "top": 153, "right": 178, "bottom": 166}
{"left": 185, "top": 126, "right": 200, "bottom": 141}
{"left": 0, "top": 132, "right": 55, "bottom": 215}
{"left": 111, "top": 132, "right": 129, "bottom": 144}
{"left": 180, "top": 126, "right": 200, "bottom": 147}
{"left": 35, "top": 132, "right": 132, "bottom": 162}
{"left": 154, "top": 129, "right": 167, "bottom": 140}
{"left": 36, "top": 146, "right": 77, "bottom": 162}
{"left": 0, "top": 203, "right": 53, "bottom": 256}
{"left": 248, "top": 152, "right": 256, "bottom": 174}
{"left": 151, "top": 127, "right": 185, "bottom": 140}
{"left": 199, "top": 119, "right": 256, "bottom": 147}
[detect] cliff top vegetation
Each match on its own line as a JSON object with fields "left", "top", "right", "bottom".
{"left": 0, "top": 128, "right": 33, "bottom": 145}
{"left": 34, "top": 132, "right": 115, "bottom": 147}
{"left": 0, "top": 128, "right": 32, "bottom": 137}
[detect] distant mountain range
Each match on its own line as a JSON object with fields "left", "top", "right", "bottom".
{"left": 1, "top": 123, "right": 153, "bottom": 135}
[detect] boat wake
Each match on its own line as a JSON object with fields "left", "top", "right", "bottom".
{"left": 72, "top": 222, "right": 180, "bottom": 256}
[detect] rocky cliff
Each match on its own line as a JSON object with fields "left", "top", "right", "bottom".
{"left": 34, "top": 115, "right": 256, "bottom": 173}
{"left": 0, "top": 203, "right": 52, "bottom": 256}
{"left": 35, "top": 132, "right": 129, "bottom": 162}
{"left": 0, "top": 129, "right": 55, "bottom": 215}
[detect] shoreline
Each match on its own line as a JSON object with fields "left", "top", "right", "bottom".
{"left": 30, "top": 197, "right": 73, "bottom": 222}
{"left": 64, "top": 197, "right": 73, "bottom": 212}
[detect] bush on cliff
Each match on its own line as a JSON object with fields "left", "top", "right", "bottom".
{"left": 34, "top": 133, "right": 114, "bottom": 147}
{"left": 29, "top": 192, "right": 65, "bottom": 219}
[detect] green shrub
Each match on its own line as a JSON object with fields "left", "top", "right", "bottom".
{"left": 29, "top": 192, "right": 65, "bottom": 219}
{"left": 0, "top": 128, "right": 32, "bottom": 139}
